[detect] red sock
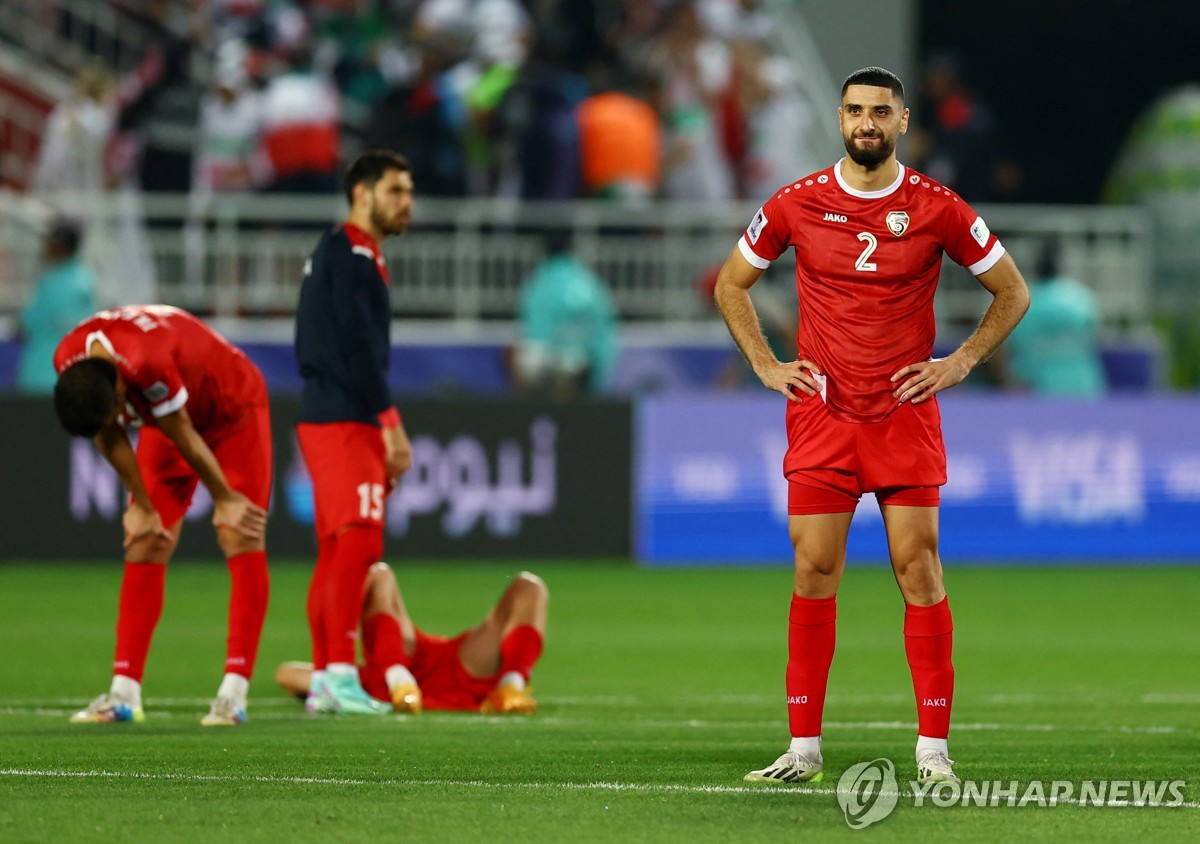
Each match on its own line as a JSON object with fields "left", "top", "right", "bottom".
{"left": 114, "top": 562, "right": 166, "bottom": 682}
{"left": 362, "top": 612, "right": 409, "bottom": 669}
{"left": 324, "top": 526, "right": 382, "bottom": 665}
{"left": 224, "top": 551, "right": 269, "bottom": 679}
{"left": 786, "top": 594, "right": 836, "bottom": 738}
{"left": 498, "top": 625, "right": 543, "bottom": 682}
{"left": 904, "top": 596, "right": 955, "bottom": 739}
{"left": 307, "top": 537, "right": 336, "bottom": 669}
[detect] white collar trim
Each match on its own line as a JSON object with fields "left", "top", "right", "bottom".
{"left": 834, "top": 157, "right": 906, "bottom": 199}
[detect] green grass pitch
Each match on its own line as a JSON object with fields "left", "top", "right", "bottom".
{"left": 1, "top": 561, "right": 1197, "bottom": 842}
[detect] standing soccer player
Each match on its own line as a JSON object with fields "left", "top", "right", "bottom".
{"left": 716, "top": 67, "right": 1029, "bottom": 785}
{"left": 53, "top": 305, "right": 272, "bottom": 726}
{"left": 295, "top": 150, "right": 414, "bottom": 714}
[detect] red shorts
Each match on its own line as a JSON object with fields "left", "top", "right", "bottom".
{"left": 784, "top": 395, "right": 946, "bottom": 515}
{"left": 360, "top": 629, "right": 498, "bottom": 712}
{"left": 296, "top": 421, "right": 386, "bottom": 539}
{"left": 136, "top": 403, "right": 274, "bottom": 528}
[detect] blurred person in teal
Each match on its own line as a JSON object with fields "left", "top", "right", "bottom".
{"left": 1004, "top": 240, "right": 1106, "bottom": 397}
{"left": 16, "top": 221, "right": 97, "bottom": 394}
{"left": 513, "top": 229, "right": 617, "bottom": 398}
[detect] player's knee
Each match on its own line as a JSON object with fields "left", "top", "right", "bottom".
{"left": 513, "top": 571, "right": 548, "bottom": 603}
{"left": 794, "top": 554, "right": 840, "bottom": 579}
{"left": 363, "top": 562, "right": 399, "bottom": 602}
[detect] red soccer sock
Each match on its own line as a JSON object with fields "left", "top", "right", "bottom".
{"left": 786, "top": 594, "right": 837, "bottom": 738}
{"left": 323, "top": 526, "right": 383, "bottom": 666}
{"left": 224, "top": 551, "right": 269, "bottom": 679}
{"left": 362, "top": 612, "right": 409, "bottom": 669}
{"left": 114, "top": 561, "right": 167, "bottom": 683}
{"left": 498, "top": 625, "right": 544, "bottom": 683}
{"left": 307, "top": 536, "right": 336, "bottom": 670}
{"left": 904, "top": 596, "right": 955, "bottom": 739}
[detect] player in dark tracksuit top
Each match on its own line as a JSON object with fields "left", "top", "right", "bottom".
{"left": 294, "top": 150, "right": 417, "bottom": 714}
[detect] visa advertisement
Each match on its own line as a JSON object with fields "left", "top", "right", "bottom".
{"left": 635, "top": 394, "right": 1200, "bottom": 564}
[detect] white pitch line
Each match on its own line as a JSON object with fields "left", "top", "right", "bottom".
{"left": 0, "top": 706, "right": 1189, "bottom": 735}
{"left": 0, "top": 769, "right": 1195, "bottom": 809}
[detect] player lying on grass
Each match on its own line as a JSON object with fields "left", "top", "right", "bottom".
{"left": 277, "top": 564, "right": 546, "bottom": 714}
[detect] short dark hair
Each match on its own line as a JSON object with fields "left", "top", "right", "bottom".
{"left": 54, "top": 357, "right": 119, "bottom": 437}
{"left": 842, "top": 66, "right": 905, "bottom": 103}
{"left": 47, "top": 219, "right": 82, "bottom": 256}
{"left": 342, "top": 150, "right": 411, "bottom": 204}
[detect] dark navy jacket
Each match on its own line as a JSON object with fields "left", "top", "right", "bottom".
{"left": 295, "top": 223, "right": 392, "bottom": 424}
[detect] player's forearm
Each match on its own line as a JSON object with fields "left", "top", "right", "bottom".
{"left": 94, "top": 425, "right": 154, "bottom": 511}
{"left": 951, "top": 283, "right": 1031, "bottom": 371}
{"left": 715, "top": 283, "right": 778, "bottom": 376}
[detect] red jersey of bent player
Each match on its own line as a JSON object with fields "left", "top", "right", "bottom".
{"left": 53, "top": 305, "right": 264, "bottom": 434}
{"left": 739, "top": 160, "right": 1005, "bottom": 423}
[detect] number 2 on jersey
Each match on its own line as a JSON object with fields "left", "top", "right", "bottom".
{"left": 855, "top": 232, "right": 878, "bottom": 272}
{"left": 356, "top": 482, "right": 385, "bottom": 520}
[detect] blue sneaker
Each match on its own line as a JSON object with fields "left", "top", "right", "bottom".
{"left": 314, "top": 672, "right": 390, "bottom": 715}
{"left": 200, "top": 695, "right": 247, "bottom": 726}
{"left": 69, "top": 693, "right": 145, "bottom": 724}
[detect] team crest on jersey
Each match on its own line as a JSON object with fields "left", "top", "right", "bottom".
{"left": 747, "top": 206, "right": 768, "bottom": 244}
{"left": 144, "top": 381, "right": 169, "bottom": 402}
{"left": 885, "top": 210, "right": 910, "bottom": 237}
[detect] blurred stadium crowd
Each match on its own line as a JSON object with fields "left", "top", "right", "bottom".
{"left": 29, "top": 0, "right": 823, "bottom": 204}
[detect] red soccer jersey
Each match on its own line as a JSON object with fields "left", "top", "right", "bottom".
{"left": 739, "top": 159, "right": 1004, "bottom": 422}
{"left": 54, "top": 305, "right": 263, "bottom": 435}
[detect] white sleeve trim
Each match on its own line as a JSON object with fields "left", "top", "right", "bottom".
{"left": 967, "top": 241, "right": 1006, "bottom": 276}
{"left": 85, "top": 330, "right": 117, "bottom": 359}
{"left": 737, "top": 237, "right": 771, "bottom": 270}
{"left": 150, "top": 386, "right": 189, "bottom": 418}
{"left": 351, "top": 245, "right": 376, "bottom": 260}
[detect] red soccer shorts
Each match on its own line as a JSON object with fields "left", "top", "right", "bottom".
{"left": 784, "top": 395, "right": 946, "bottom": 515}
{"left": 136, "top": 402, "right": 274, "bottom": 528}
{"left": 296, "top": 421, "right": 387, "bottom": 539}
{"left": 359, "top": 629, "right": 498, "bottom": 711}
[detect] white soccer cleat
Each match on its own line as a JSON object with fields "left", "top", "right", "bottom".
{"left": 69, "top": 693, "right": 145, "bottom": 724}
{"left": 916, "top": 749, "right": 959, "bottom": 785}
{"left": 744, "top": 750, "right": 824, "bottom": 783}
{"left": 200, "top": 695, "right": 247, "bottom": 726}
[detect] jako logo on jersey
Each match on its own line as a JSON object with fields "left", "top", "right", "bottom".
{"left": 747, "top": 207, "right": 768, "bottom": 244}
{"left": 823, "top": 212, "right": 848, "bottom": 223}
{"left": 886, "top": 210, "right": 910, "bottom": 236}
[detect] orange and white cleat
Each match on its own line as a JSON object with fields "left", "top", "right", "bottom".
{"left": 390, "top": 682, "right": 423, "bottom": 714}
{"left": 480, "top": 682, "right": 537, "bottom": 715}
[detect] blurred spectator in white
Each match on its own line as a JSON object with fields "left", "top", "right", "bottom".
{"left": 649, "top": 1, "right": 735, "bottom": 202}
{"left": 259, "top": 45, "right": 342, "bottom": 194}
{"left": 739, "top": 53, "right": 821, "bottom": 199}
{"left": 1002, "top": 240, "right": 1107, "bottom": 398}
{"left": 16, "top": 221, "right": 97, "bottom": 394}
{"left": 32, "top": 63, "right": 114, "bottom": 196}
{"left": 191, "top": 40, "right": 267, "bottom": 200}
{"left": 184, "top": 39, "right": 267, "bottom": 303}
{"left": 513, "top": 229, "right": 617, "bottom": 398}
